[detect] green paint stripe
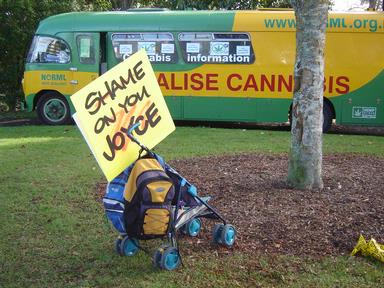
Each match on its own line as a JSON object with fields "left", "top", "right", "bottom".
{"left": 25, "top": 94, "right": 35, "bottom": 112}
{"left": 330, "top": 70, "right": 384, "bottom": 125}
{"left": 37, "top": 11, "right": 236, "bottom": 35}
{"left": 332, "top": 69, "right": 383, "bottom": 101}
{"left": 165, "top": 96, "right": 290, "bottom": 122}
{"left": 32, "top": 11, "right": 236, "bottom": 73}
{"left": 25, "top": 65, "right": 97, "bottom": 73}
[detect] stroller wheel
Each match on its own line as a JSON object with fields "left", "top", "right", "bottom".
{"left": 220, "top": 224, "right": 236, "bottom": 247}
{"left": 153, "top": 249, "right": 162, "bottom": 268}
{"left": 160, "top": 247, "right": 181, "bottom": 271}
{"left": 152, "top": 244, "right": 169, "bottom": 268}
{"left": 115, "top": 238, "right": 123, "bottom": 255}
{"left": 212, "top": 223, "right": 224, "bottom": 244}
{"left": 120, "top": 236, "right": 139, "bottom": 256}
{"left": 185, "top": 218, "right": 202, "bottom": 237}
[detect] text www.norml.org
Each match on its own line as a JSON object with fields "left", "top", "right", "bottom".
{"left": 263, "top": 17, "right": 383, "bottom": 32}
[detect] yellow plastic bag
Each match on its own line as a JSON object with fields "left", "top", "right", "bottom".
{"left": 351, "top": 235, "right": 384, "bottom": 263}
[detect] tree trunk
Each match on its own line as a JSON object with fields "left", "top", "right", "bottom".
{"left": 375, "top": 0, "right": 384, "bottom": 10}
{"left": 369, "top": 0, "right": 376, "bottom": 9}
{"left": 287, "top": 0, "right": 328, "bottom": 190}
{"left": 121, "top": 0, "right": 135, "bottom": 9}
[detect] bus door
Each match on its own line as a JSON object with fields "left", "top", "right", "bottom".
{"left": 106, "top": 32, "right": 120, "bottom": 70}
{"left": 70, "top": 33, "right": 100, "bottom": 93}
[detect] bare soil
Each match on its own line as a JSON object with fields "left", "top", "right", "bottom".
{"left": 96, "top": 153, "right": 384, "bottom": 257}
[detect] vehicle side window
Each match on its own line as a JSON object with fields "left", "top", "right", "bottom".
{"left": 27, "top": 36, "right": 70, "bottom": 64}
{"left": 178, "top": 32, "right": 255, "bottom": 64}
{"left": 111, "top": 32, "right": 178, "bottom": 64}
{"left": 76, "top": 34, "right": 95, "bottom": 64}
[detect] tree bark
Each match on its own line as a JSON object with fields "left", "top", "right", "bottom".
{"left": 120, "top": 0, "right": 135, "bottom": 9}
{"left": 287, "top": 0, "right": 328, "bottom": 190}
{"left": 369, "top": 0, "right": 376, "bottom": 9}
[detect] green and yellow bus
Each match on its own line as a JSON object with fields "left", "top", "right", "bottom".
{"left": 23, "top": 9, "right": 383, "bottom": 131}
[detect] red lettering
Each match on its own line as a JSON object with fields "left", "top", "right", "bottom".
{"left": 328, "top": 76, "right": 334, "bottom": 93}
{"left": 260, "top": 75, "right": 275, "bottom": 92}
{"left": 227, "top": 74, "right": 242, "bottom": 91}
{"left": 170, "top": 73, "right": 182, "bottom": 90}
{"left": 277, "top": 75, "right": 293, "bottom": 92}
{"left": 323, "top": 77, "right": 326, "bottom": 92}
{"left": 335, "top": 76, "right": 350, "bottom": 94}
{"left": 243, "top": 74, "right": 259, "bottom": 91}
{"left": 183, "top": 73, "right": 188, "bottom": 90}
{"left": 324, "top": 76, "right": 336, "bottom": 93}
{"left": 206, "top": 74, "right": 219, "bottom": 91}
{"left": 157, "top": 73, "right": 169, "bottom": 90}
{"left": 190, "top": 73, "right": 204, "bottom": 91}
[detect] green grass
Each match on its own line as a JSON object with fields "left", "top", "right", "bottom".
{"left": 0, "top": 125, "right": 383, "bottom": 287}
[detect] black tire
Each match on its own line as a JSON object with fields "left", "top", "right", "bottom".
{"left": 36, "top": 92, "right": 71, "bottom": 125}
{"left": 323, "top": 102, "right": 333, "bottom": 133}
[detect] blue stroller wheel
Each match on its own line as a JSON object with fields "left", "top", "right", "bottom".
{"left": 220, "top": 224, "right": 236, "bottom": 247}
{"left": 115, "top": 238, "right": 123, "bottom": 255}
{"left": 152, "top": 244, "right": 169, "bottom": 268}
{"left": 153, "top": 249, "right": 162, "bottom": 268}
{"left": 160, "top": 247, "right": 181, "bottom": 271}
{"left": 120, "top": 236, "right": 139, "bottom": 256}
{"left": 186, "top": 218, "right": 202, "bottom": 237}
{"left": 212, "top": 223, "right": 224, "bottom": 244}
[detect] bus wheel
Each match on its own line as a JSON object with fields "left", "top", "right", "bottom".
{"left": 323, "top": 102, "right": 333, "bottom": 133}
{"left": 37, "top": 93, "right": 71, "bottom": 125}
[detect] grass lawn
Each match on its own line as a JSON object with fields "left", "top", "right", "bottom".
{"left": 0, "top": 125, "right": 383, "bottom": 287}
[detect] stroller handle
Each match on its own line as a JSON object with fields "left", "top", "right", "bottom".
{"left": 126, "top": 122, "right": 151, "bottom": 154}
{"left": 127, "top": 122, "right": 141, "bottom": 137}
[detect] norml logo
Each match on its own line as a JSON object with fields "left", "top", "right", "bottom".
{"left": 41, "top": 74, "right": 67, "bottom": 81}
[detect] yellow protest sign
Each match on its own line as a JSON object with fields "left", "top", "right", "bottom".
{"left": 71, "top": 49, "right": 175, "bottom": 181}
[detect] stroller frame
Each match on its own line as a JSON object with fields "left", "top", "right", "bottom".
{"left": 105, "top": 123, "right": 237, "bottom": 271}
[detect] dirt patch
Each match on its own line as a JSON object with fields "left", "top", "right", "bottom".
{"left": 0, "top": 118, "right": 40, "bottom": 127}
{"left": 96, "top": 153, "right": 384, "bottom": 257}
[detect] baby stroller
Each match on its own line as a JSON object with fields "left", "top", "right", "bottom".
{"left": 103, "top": 123, "right": 237, "bottom": 271}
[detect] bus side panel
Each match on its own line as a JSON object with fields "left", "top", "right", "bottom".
{"left": 23, "top": 68, "right": 73, "bottom": 111}
{"left": 183, "top": 96, "right": 257, "bottom": 121}
{"left": 164, "top": 96, "right": 183, "bottom": 119}
{"left": 325, "top": 30, "right": 383, "bottom": 125}
{"left": 340, "top": 71, "right": 383, "bottom": 125}
{"left": 181, "top": 96, "right": 289, "bottom": 122}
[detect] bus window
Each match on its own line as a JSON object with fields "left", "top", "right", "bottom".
{"left": 111, "top": 32, "right": 178, "bottom": 64}
{"left": 76, "top": 34, "right": 95, "bottom": 64}
{"left": 178, "top": 32, "right": 255, "bottom": 64}
{"left": 26, "top": 36, "right": 70, "bottom": 64}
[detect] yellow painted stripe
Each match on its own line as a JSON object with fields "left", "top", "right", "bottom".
{"left": 23, "top": 70, "right": 98, "bottom": 99}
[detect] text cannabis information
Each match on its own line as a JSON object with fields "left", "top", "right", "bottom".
{"left": 186, "top": 54, "right": 251, "bottom": 63}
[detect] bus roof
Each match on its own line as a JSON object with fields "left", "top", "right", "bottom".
{"left": 37, "top": 10, "right": 236, "bottom": 34}
{"left": 36, "top": 10, "right": 383, "bottom": 35}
